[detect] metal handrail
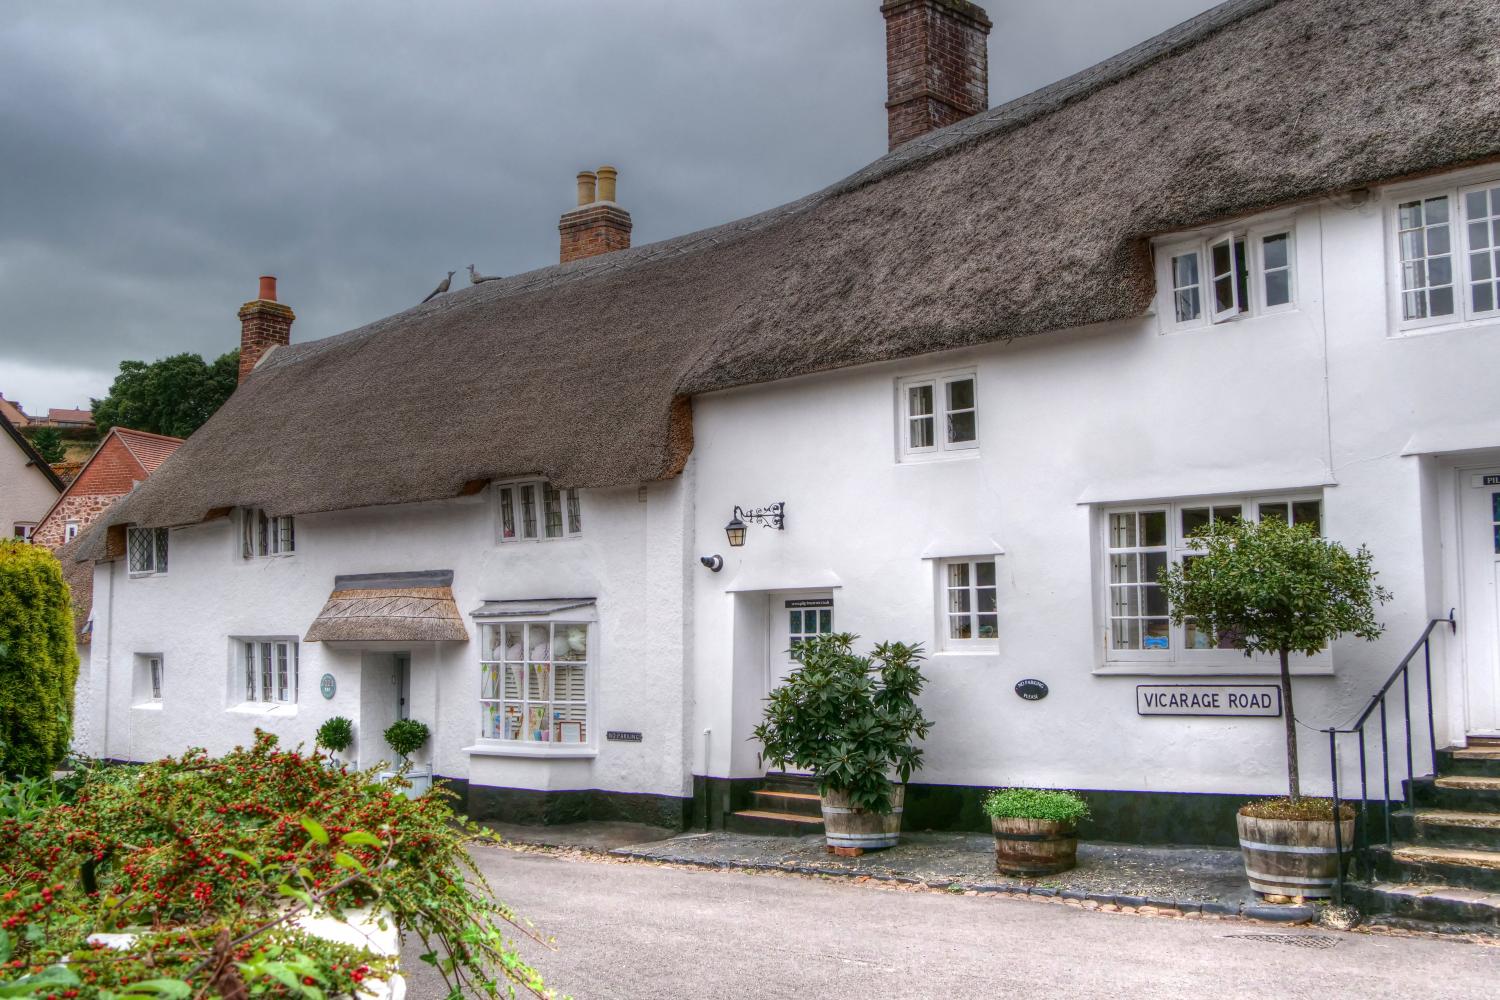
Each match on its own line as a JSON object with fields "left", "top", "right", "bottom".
{"left": 1323, "top": 611, "right": 1455, "bottom": 903}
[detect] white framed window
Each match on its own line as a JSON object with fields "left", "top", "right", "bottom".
{"left": 134, "top": 653, "right": 164, "bottom": 705}
{"left": 64, "top": 520, "right": 79, "bottom": 541}
{"left": 13, "top": 523, "right": 36, "bottom": 542}
{"left": 1392, "top": 180, "right": 1500, "bottom": 331}
{"left": 241, "top": 509, "right": 294, "bottom": 558}
{"left": 940, "top": 557, "right": 998, "bottom": 648}
{"left": 238, "top": 639, "right": 299, "bottom": 704}
{"left": 495, "top": 481, "right": 582, "bottom": 541}
{"left": 1160, "top": 225, "right": 1296, "bottom": 330}
{"left": 127, "top": 526, "right": 169, "bottom": 576}
{"left": 1099, "top": 493, "right": 1323, "bottom": 667}
{"left": 786, "top": 599, "right": 834, "bottom": 659}
{"left": 898, "top": 370, "right": 978, "bottom": 460}
{"left": 478, "top": 618, "right": 592, "bottom": 745}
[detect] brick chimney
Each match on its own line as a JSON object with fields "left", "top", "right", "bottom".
{"left": 237, "top": 275, "right": 295, "bottom": 383}
{"left": 881, "top": 0, "right": 991, "bottom": 151}
{"left": 559, "top": 165, "right": 632, "bottom": 264}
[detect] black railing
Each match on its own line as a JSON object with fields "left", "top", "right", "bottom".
{"left": 1323, "top": 611, "right": 1455, "bottom": 903}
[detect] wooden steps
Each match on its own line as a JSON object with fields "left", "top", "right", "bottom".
{"left": 726, "top": 774, "right": 825, "bottom": 837}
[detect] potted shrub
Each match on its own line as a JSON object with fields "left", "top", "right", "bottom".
{"left": 381, "top": 719, "right": 432, "bottom": 798}
{"left": 1159, "top": 515, "right": 1390, "bottom": 900}
{"left": 984, "top": 788, "right": 1090, "bottom": 876}
{"left": 753, "top": 633, "right": 931, "bottom": 855}
{"left": 314, "top": 715, "right": 354, "bottom": 767}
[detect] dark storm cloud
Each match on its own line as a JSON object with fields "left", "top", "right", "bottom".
{"left": 0, "top": 0, "right": 1215, "bottom": 411}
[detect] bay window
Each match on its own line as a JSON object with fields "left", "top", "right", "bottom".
{"left": 479, "top": 619, "right": 591, "bottom": 745}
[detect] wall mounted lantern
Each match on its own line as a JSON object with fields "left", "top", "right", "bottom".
{"left": 725, "top": 502, "right": 785, "bottom": 548}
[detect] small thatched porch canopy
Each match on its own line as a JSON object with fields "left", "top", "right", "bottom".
{"left": 304, "top": 570, "right": 468, "bottom": 643}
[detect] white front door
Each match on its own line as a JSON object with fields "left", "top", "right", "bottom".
{"left": 1460, "top": 469, "right": 1500, "bottom": 735}
{"left": 764, "top": 592, "right": 834, "bottom": 773}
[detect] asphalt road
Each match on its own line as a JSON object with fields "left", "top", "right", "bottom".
{"left": 400, "top": 846, "right": 1496, "bottom": 1000}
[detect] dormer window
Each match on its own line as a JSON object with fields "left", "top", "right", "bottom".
{"left": 241, "top": 508, "right": 295, "bottom": 558}
{"left": 496, "top": 481, "right": 582, "bottom": 542}
{"left": 127, "top": 526, "right": 169, "bottom": 576}
{"left": 1161, "top": 226, "right": 1295, "bottom": 330}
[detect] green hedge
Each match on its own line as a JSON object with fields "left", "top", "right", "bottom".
{"left": 0, "top": 540, "right": 79, "bottom": 777}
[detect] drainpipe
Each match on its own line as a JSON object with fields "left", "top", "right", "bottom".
{"left": 701, "top": 728, "right": 712, "bottom": 831}
{"left": 100, "top": 559, "right": 115, "bottom": 759}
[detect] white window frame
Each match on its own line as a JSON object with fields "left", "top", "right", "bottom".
{"left": 495, "top": 480, "right": 583, "bottom": 542}
{"left": 126, "top": 526, "right": 169, "bottom": 577}
{"left": 64, "top": 520, "right": 79, "bottom": 541}
{"left": 133, "top": 653, "right": 164, "bottom": 707}
{"left": 236, "top": 639, "right": 299, "bottom": 705}
{"left": 1096, "top": 492, "right": 1328, "bottom": 673}
{"left": 1389, "top": 174, "right": 1500, "bottom": 334}
{"left": 240, "top": 508, "right": 295, "bottom": 558}
{"left": 1157, "top": 223, "right": 1297, "bottom": 332}
{"left": 896, "top": 369, "right": 979, "bottom": 461}
{"left": 937, "top": 557, "right": 999, "bottom": 651}
{"left": 475, "top": 613, "right": 595, "bottom": 754}
{"left": 13, "top": 523, "right": 36, "bottom": 542}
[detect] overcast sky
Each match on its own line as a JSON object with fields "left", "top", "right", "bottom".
{"left": 0, "top": 0, "right": 1216, "bottom": 414}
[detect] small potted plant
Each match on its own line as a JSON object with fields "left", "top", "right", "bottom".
{"left": 1159, "top": 515, "right": 1389, "bottom": 899}
{"left": 984, "top": 788, "right": 1090, "bottom": 876}
{"left": 754, "top": 633, "right": 931, "bottom": 855}
{"left": 381, "top": 719, "right": 432, "bottom": 798}
{"left": 314, "top": 716, "right": 354, "bottom": 767}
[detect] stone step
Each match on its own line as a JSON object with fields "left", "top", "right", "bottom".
{"left": 1411, "top": 775, "right": 1500, "bottom": 812}
{"left": 1437, "top": 746, "right": 1500, "bottom": 779}
{"left": 726, "top": 809, "right": 824, "bottom": 837}
{"left": 1394, "top": 809, "right": 1500, "bottom": 850}
{"left": 749, "top": 789, "right": 823, "bottom": 817}
{"left": 1348, "top": 881, "right": 1500, "bottom": 932}
{"left": 1369, "top": 843, "right": 1500, "bottom": 893}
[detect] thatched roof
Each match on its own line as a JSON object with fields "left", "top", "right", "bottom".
{"left": 304, "top": 571, "right": 467, "bottom": 643}
{"left": 81, "top": 0, "right": 1500, "bottom": 558}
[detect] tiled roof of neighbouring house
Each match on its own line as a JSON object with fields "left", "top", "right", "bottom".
{"left": 79, "top": 0, "right": 1500, "bottom": 557}
{"left": 46, "top": 408, "right": 93, "bottom": 424}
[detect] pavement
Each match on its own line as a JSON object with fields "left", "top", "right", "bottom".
{"left": 401, "top": 842, "right": 1498, "bottom": 1000}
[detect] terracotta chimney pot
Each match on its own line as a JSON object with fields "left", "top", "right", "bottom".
{"left": 258, "top": 275, "right": 278, "bottom": 301}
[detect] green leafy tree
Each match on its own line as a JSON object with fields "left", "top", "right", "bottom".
{"left": 28, "top": 427, "right": 65, "bottom": 465}
{"left": 91, "top": 349, "right": 239, "bottom": 438}
{"left": 1158, "top": 517, "right": 1391, "bottom": 802}
{"left": 0, "top": 540, "right": 79, "bottom": 778}
{"left": 753, "top": 633, "right": 931, "bottom": 813}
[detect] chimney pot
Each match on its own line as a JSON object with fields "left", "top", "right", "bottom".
{"left": 237, "top": 276, "right": 295, "bottom": 384}
{"left": 882, "top": 0, "right": 991, "bottom": 151}
{"left": 576, "top": 171, "right": 597, "bottom": 207}
{"left": 596, "top": 165, "right": 618, "bottom": 203}
{"left": 258, "top": 275, "right": 277, "bottom": 301}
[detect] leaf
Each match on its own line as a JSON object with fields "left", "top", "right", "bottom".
{"left": 340, "top": 830, "right": 382, "bottom": 848}
{"left": 299, "top": 816, "right": 329, "bottom": 846}
{"left": 0, "top": 966, "right": 81, "bottom": 998}
{"left": 333, "top": 851, "right": 366, "bottom": 873}
{"left": 117, "top": 980, "right": 192, "bottom": 999}
{"left": 222, "top": 848, "right": 259, "bottom": 867}
{"left": 277, "top": 883, "right": 313, "bottom": 906}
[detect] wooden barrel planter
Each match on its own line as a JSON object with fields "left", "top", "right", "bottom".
{"left": 1236, "top": 810, "right": 1355, "bottom": 900}
{"left": 821, "top": 785, "right": 904, "bottom": 852}
{"left": 992, "top": 817, "right": 1079, "bottom": 876}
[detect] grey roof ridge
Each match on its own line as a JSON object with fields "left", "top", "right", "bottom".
{"left": 258, "top": 0, "right": 1280, "bottom": 376}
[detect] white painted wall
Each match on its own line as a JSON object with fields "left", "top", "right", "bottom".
{"left": 1, "top": 433, "right": 59, "bottom": 534}
{"left": 690, "top": 172, "right": 1500, "bottom": 799}
{"left": 91, "top": 480, "right": 693, "bottom": 803}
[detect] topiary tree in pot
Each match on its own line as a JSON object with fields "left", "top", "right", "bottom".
{"left": 315, "top": 716, "right": 354, "bottom": 766}
{"left": 753, "top": 633, "right": 931, "bottom": 854}
{"left": 382, "top": 719, "right": 432, "bottom": 798}
{"left": 1158, "top": 515, "right": 1391, "bottom": 899}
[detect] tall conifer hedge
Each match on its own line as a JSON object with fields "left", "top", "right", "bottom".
{"left": 0, "top": 540, "right": 79, "bottom": 776}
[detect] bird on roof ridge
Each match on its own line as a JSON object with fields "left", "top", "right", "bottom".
{"left": 422, "top": 271, "right": 455, "bottom": 303}
{"left": 467, "top": 264, "right": 501, "bottom": 284}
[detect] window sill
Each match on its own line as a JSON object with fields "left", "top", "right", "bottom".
{"left": 463, "top": 744, "right": 598, "bottom": 760}
{"left": 933, "top": 646, "right": 1000, "bottom": 657}
{"left": 131, "top": 702, "right": 163, "bottom": 711}
{"left": 227, "top": 702, "right": 299, "bottom": 717}
{"left": 897, "top": 449, "right": 981, "bottom": 467}
{"left": 1392, "top": 316, "right": 1500, "bottom": 339}
{"left": 1093, "top": 662, "right": 1333, "bottom": 678}
{"left": 128, "top": 572, "right": 166, "bottom": 580}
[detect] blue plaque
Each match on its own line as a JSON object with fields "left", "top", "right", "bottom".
{"left": 320, "top": 673, "right": 336, "bottom": 700}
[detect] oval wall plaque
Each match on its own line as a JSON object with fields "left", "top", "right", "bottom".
{"left": 320, "top": 673, "right": 337, "bottom": 700}
{"left": 1014, "top": 678, "right": 1048, "bottom": 701}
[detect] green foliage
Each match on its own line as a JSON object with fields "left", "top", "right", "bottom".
{"left": 752, "top": 633, "right": 932, "bottom": 813}
{"left": 1157, "top": 516, "right": 1391, "bottom": 802}
{"left": 90, "top": 350, "right": 239, "bottom": 439}
{"left": 26, "top": 428, "right": 64, "bottom": 465}
{"left": 314, "top": 717, "right": 354, "bottom": 755}
{"left": 0, "top": 731, "right": 555, "bottom": 998}
{"left": 0, "top": 541, "right": 79, "bottom": 778}
{"left": 982, "top": 788, "right": 1091, "bottom": 824}
{"left": 383, "top": 719, "right": 430, "bottom": 760}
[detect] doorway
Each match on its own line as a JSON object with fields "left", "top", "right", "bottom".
{"left": 358, "top": 651, "right": 410, "bottom": 768}
{"left": 763, "top": 592, "right": 833, "bottom": 774}
{"left": 1460, "top": 469, "right": 1500, "bottom": 735}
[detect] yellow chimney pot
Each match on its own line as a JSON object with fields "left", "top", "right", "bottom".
{"left": 596, "top": 165, "right": 618, "bottom": 203}
{"left": 576, "top": 171, "right": 597, "bottom": 207}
